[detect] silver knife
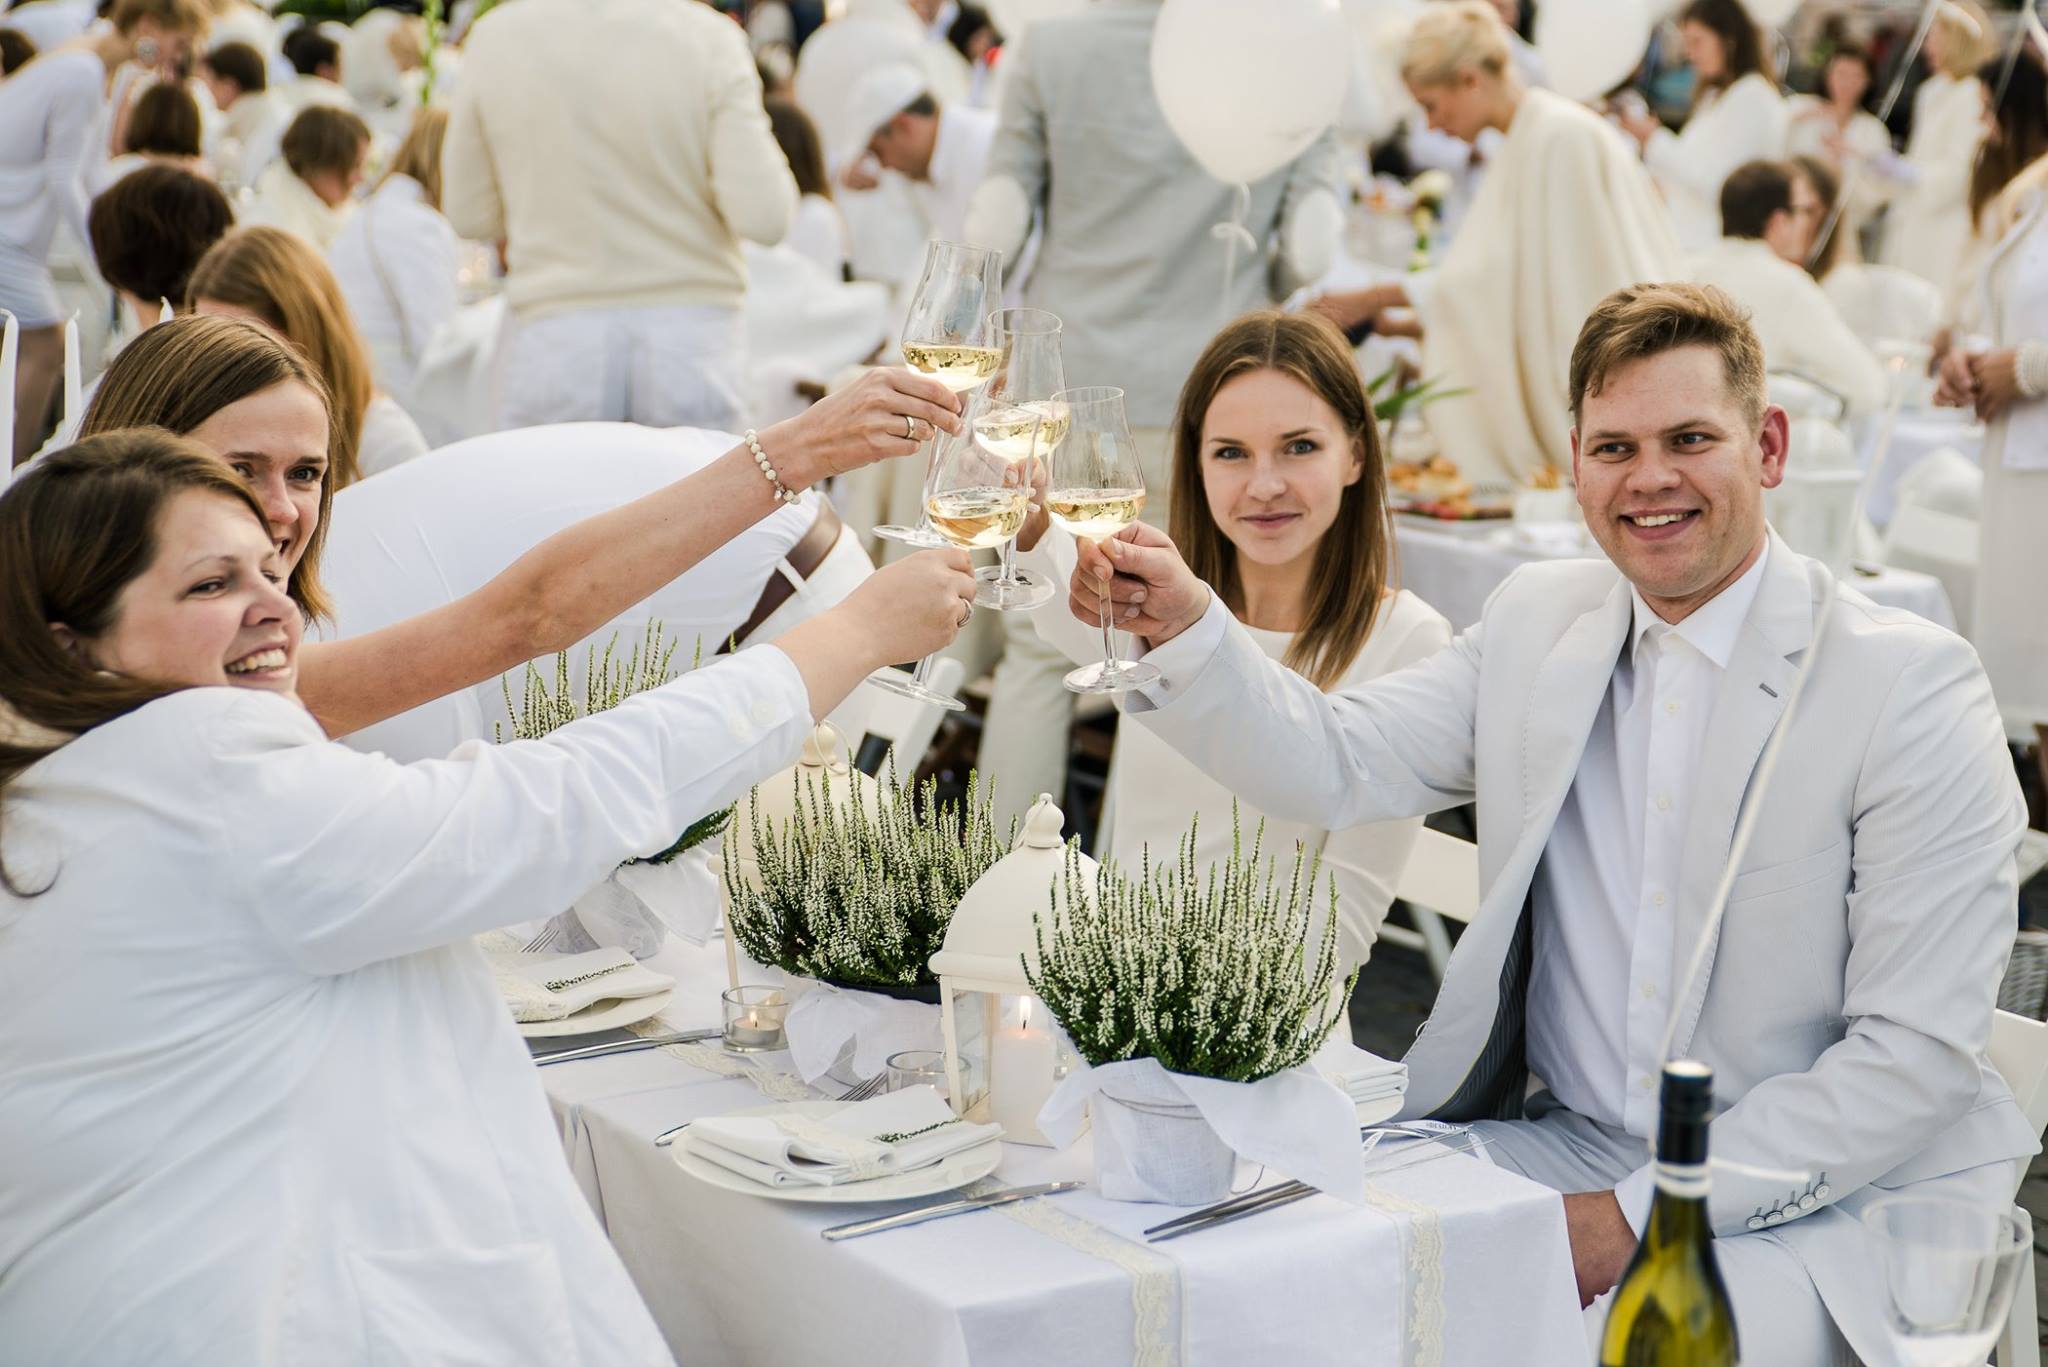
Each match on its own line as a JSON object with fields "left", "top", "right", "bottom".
{"left": 819, "top": 1181, "right": 1084, "bottom": 1242}
{"left": 531, "top": 1028, "right": 721, "bottom": 1066}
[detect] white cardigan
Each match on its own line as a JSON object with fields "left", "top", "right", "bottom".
{"left": 0, "top": 650, "right": 813, "bottom": 1365}
{"left": 1645, "top": 73, "right": 1789, "bottom": 253}
{"left": 1024, "top": 531, "right": 1451, "bottom": 971}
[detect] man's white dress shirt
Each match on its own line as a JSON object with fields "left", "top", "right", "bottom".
{"left": 1530, "top": 545, "right": 1768, "bottom": 1143}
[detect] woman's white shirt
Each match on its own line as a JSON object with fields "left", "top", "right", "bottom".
{"left": 1022, "top": 531, "right": 1453, "bottom": 970}
{"left": 784, "top": 191, "right": 850, "bottom": 279}
{"left": 0, "top": 650, "right": 813, "bottom": 1365}
{"left": 1879, "top": 72, "right": 1985, "bottom": 297}
{"left": 1644, "top": 73, "right": 1789, "bottom": 253}
{"left": 330, "top": 174, "right": 463, "bottom": 408}
{"left": 357, "top": 392, "right": 432, "bottom": 478}
{"left": 243, "top": 157, "right": 353, "bottom": 249}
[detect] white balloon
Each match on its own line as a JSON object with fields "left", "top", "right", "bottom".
{"left": 985, "top": 0, "right": 1085, "bottom": 42}
{"left": 1536, "top": 0, "right": 1653, "bottom": 103}
{"left": 1150, "top": 0, "right": 1350, "bottom": 185}
{"left": 1742, "top": 0, "right": 1803, "bottom": 27}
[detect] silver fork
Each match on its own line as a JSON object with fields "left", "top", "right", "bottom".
{"left": 653, "top": 1073, "right": 889, "bottom": 1148}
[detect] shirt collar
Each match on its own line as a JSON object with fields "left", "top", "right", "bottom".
{"left": 1628, "top": 538, "right": 1769, "bottom": 670}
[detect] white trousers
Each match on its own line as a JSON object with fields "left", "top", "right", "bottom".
{"left": 496, "top": 304, "right": 747, "bottom": 432}
{"left": 1468, "top": 1103, "right": 1857, "bottom": 1367}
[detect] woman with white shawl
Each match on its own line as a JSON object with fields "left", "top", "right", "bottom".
{"left": 1880, "top": 0, "right": 1993, "bottom": 296}
{"left": 1309, "top": 2, "right": 1679, "bottom": 485}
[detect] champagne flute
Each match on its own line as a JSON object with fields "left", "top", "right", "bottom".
{"left": 874, "top": 240, "right": 1005, "bottom": 548}
{"left": 1864, "top": 1196, "right": 2031, "bottom": 1367}
{"left": 863, "top": 405, "right": 1026, "bottom": 712}
{"left": 971, "top": 307, "right": 1068, "bottom": 610}
{"left": 1045, "top": 386, "right": 1160, "bottom": 695}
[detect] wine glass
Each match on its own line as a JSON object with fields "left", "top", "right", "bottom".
{"left": 874, "top": 240, "right": 1005, "bottom": 548}
{"left": 1045, "top": 386, "right": 1160, "bottom": 695}
{"left": 1863, "top": 1195, "right": 2031, "bottom": 1367}
{"left": 971, "top": 307, "right": 1068, "bottom": 610}
{"left": 864, "top": 410, "right": 1026, "bottom": 711}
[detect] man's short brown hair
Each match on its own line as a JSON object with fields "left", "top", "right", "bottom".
{"left": 1568, "top": 282, "right": 1767, "bottom": 429}
{"left": 1719, "top": 158, "right": 1796, "bottom": 241}
{"left": 281, "top": 105, "right": 371, "bottom": 181}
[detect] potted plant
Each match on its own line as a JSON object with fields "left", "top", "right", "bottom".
{"left": 1028, "top": 813, "right": 1360, "bottom": 1204}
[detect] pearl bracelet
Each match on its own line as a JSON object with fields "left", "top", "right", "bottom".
{"left": 744, "top": 429, "right": 801, "bottom": 506}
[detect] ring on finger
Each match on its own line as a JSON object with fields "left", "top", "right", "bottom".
{"left": 903, "top": 413, "right": 917, "bottom": 441}
{"left": 958, "top": 603, "right": 973, "bottom": 628}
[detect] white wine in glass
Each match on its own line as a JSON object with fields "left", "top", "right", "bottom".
{"left": 974, "top": 398, "right": 1071, "bottom": 463}
{"left": 1047, "top": 386, "right": 1160, "bottom": 695}
{"left": 875, "top": 240, "right": 1005, "bottom": 549}
{"left": 926, "top": 486, "right": 1031, "bottom": 548}
{"left": 970, "top": 308, "right": 1069, "bottom": 612}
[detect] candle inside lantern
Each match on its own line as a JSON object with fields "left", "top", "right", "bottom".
{"left": 721, "top": 985, "right": 789, "bottom": 1052}
{"left": 986, "top": 997, "right": 1058, "bottom": 1142}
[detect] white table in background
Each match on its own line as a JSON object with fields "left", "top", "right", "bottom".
{"left": 538, "top": 940, "right": 1590, "bottom": 1367}
{"left": 1393, "top": 518, "right": 1957, "bottom": 632}
{"left": 1852, "top": 407, "right": 1984, "bottom": 529}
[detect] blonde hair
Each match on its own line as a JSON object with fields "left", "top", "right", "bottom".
{"left": 186, "top": 227, "right": 374, "bottom": 491}
{"left": 1569, "top": 283, "right": 1767, "bottom": 429}
{"left": 108, "top": 0, "right": 209, "bottom": 35}
{"left": 1932, "top": 0, "right": 1992, "bottom": 80}
{"left": 378, "top": 106, "right": 448, "bottom": 210}
{"left": 1400, "top": 1, "right": 1511, "bottom": 88}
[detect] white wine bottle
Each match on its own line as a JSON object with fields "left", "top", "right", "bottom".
{"left": 1598, "top": 1060, "right": 1738, "bottom": 1367}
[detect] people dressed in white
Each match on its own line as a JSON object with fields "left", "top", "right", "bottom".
{"left": 1687, "top": 160, "right": 1886, "bottom": 414}
{"left": 1073, "top": 283, "right": 2036, "bottom": 1365}
{"left": 200, "top": 38, "right": 289, "bottom": 189}
{"left": 0, "top": 430, "right": 976, "bottom": 1366}
{"left": 1784, "top": 45, "right": 1894, "bottom": 259}
{"left": 1879, "top": 0, "right": 1992, "bottom": 296}
{"left": 329, "top": 108, "right": 460, "bottom": 419}
{"left": 766, "top": 96, "right": 852, "bottom": 280}
{"left": 841, "top": 63, "right": 993, "bottom": 250}
{"left": 243, "top": 104, "right": 368, "bottom": 251}
{"left": 1620, "top": 1, "right": 1787, "bottom": 254}
{"left": 275, "top": 24, "right": 353, "bottom": 114}
{"left": 444, "top": 0, "right": 796, "bottom": 431}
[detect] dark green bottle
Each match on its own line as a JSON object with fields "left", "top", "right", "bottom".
{"left": 1598, "top": 1060, "right": 1739, "bottom": 1366}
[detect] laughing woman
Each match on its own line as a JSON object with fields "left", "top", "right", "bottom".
{"left": 0, "top": 431, "right": 974, "bottom": 1364}
{"left": 1017, "top": 312, "right": 1450, "bottom": 972}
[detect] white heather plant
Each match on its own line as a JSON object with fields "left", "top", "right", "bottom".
{"left": 724, "top": 760, "right": 1012, "bottom": 997}
{"left": 1026, "top": 811, "right": 1356, "bottom": 1083}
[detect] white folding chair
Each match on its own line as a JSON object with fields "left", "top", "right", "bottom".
{"left": 1374, "top": 827, "right": 1480, "bottom": 979}
{"left": 856, "top": 656, "right": 965, "bottom": 777}
{"left": 1988, "top": 1009, "right": 2048, "bottom": 1367}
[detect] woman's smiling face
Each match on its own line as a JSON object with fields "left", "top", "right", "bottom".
{"left": 183, "top": 378, "right": 330, "bottom": 578}
{"left": 1199, "top": 367, "right": 1363, "bottom": 573}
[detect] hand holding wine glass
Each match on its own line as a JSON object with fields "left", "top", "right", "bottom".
{"left": 1065, "top": 520, "right": 1212, "bottom": 648}
{"left": 1046, "top": 387, "right": 1161, "bottom": 694}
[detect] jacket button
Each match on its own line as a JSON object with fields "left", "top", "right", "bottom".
{"left": 1765, "top": 1210, "right": 1785, "bottom": 1225}
{"left": 1815, "top": 1184, "right": 1830, "bottom": 1199}
{"left": 1799, "top": 1194, "right": 1817, "bottom": 1211}
{"left": 1747, "top": 1216, "right": 1766, "bottom": 1231}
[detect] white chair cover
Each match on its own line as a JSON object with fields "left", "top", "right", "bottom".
{"left": 320, "top": 422, "right": 817, "bottom": 762}
{"left": 1881, "top": 447, "right": 1983, "bottom": 636}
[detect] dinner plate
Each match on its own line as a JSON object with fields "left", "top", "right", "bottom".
{"left": 516, "top": 989, "right": 674, "bottom": 1039}
{"left": 671, "top": 1099, "right": 1005, "bottom": 1203}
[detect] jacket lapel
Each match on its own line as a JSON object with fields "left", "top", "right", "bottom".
{"left": 1666, "top": 537, "right": 1817, "bottom": 1057}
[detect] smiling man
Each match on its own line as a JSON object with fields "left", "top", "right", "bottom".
{"left": 1062, "top": 283, "right": 2037, "bottom": 1365}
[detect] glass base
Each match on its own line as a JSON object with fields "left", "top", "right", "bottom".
{"left": 973, "top": 565, "right": 1055, "bottom": 611}
{"left": 1063, "top": 658, "right": 1161, "bottom": 696}
{"left": 873, "top": 522, "right": 949, "bottom": 548}
{"left": 864, "top": 666, "right": 967, "bottom": 711}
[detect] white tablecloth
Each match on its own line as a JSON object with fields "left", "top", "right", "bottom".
{"left": 538, "top": 941, "right": 1589, "bottom": 1367}
{"left": 1394, "top": 519, "right": 1956, "bottom": 633}
{"left": 1852, "top": 408, "right": 1985, "bottom": 528}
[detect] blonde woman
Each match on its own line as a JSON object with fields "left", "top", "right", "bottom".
{"left": 189, "top": 224, "right": 429, "bottom": 483}
{"left": 1880, "top": 0, "right": 1992, "bottom": 296}
{"left": 329, "top": 107, "right": 461, "bottom": 413}
{"left": 1017, "top": 313, "right": 1450, "bottom": 972}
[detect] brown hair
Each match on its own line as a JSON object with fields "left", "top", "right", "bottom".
{"left": 1569, "top": 282, "right": 1767, "bottom": 429}
{"left": 1792, "top": 154, "right": 1844, "bottom": 279}
{"left": 186, "top": 226, "right": 373, "bottom": 491}
{"left": 122, "top": 80, "right": 203, "bottom": 158}
{"left": 1168, "top": 312, "right": 1391, "bottom": 691}
{"left": 1970, "top": 49, "right": 2048, "bottom": 230}
{"left": 280, "top": 103, "right": 370, "bottom": 181}
{"left": 88, "top": 162, "right": 233, "bottom": 305}
{"left": 108, "top": 0, "right": 210, "bottom": 35}
{"left": 79, "top": 314, "right": 340, "bottom": 621}
{"left": 1678, "top": 0, "right": 1773, "bottom": 104}
{"left": 202, "top": 39, "right": 266, "bottom": 94}
{"left": 0, "top": 430, "right": 272, "bottom": 893}
{"left": 1, "top": 28, "right": 38, "bottom": 76}
{"left": 1718, "top": 158, "right": 1795, "bottom": 240}
{"left": 378, "top": 105, "right": 448, "bottom": 210}
{"left": 766, "top": 96, "right": 831, "bottom": 201}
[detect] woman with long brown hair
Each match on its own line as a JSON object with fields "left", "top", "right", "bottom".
{"left": 1016, "top": 311, "right": 1449, "bottom": 970}
{"left": 77, "top": 312, "right": 969, "bottom": 740}
{"left": 0, "top": 430, "right": 972, "bottom": 1364}
{"left": 188, "top": 223, "right": 428, "bottom": 484}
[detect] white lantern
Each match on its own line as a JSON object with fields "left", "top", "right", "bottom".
{"left": 929, "top": 794, "right": 1095, "bottom": 1147}
{"left": 719, "top": 721, "right": 881, "bottom": 990}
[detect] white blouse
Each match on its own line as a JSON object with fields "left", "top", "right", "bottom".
{"left": 330, "top": 174, "right": 463, "bottom": 410}
{"left": 1644, "top": 72, "right": 1789, "bottom": 254}
{"left": 784, "top": 191, "right": 850, "bottom": 280}
{"left": 356, "top": 392, "right": 432, "bottom": 479}
{"left": 1024, "top": 531, "right": 1453, "bottom": 970}
{"left": 0, "top": 648, "right": 813, "bottom": 1364}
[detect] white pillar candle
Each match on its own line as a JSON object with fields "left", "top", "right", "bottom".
{"left": 61, "top": 312, "right": 80, "bottom": 434}
{"left": 1, "top": 310, "right": 17, "bottom": 490}
{"left": 986, "top": 998, "right": 1058, "bottom": 1144}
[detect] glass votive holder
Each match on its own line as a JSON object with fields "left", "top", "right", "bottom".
{"left": 886, "top": 1049, "right": 949, "bottom": 1098}
{"left": 721, "top": 985, "right": 790, "bottom": 1053}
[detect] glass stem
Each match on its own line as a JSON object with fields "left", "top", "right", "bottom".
{"left": 913, "top": 435, "right": 939, "bottom": 531}
{"left": 998, "top": 538, "right": 1020, "bottom": 588}
{"left": 1096, "top": 576, "right": 1119, "bottom": 675}
{"left": 910, "top": 652, "right": 937, "bottom": 687}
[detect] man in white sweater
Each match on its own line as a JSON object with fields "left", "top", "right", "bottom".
{"left": 444, "top": 0, "right": 797, "bottom": 431}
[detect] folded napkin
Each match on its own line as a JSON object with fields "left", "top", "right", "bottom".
{"left": 1312, "top": 1033, "right": 1408, "bottom": 1105}
{"left": 486, "top": 946, "right": 675, "bottom": 1023}
{"left": 688, "top": 1085, "right": 1001, "bottom": 1189}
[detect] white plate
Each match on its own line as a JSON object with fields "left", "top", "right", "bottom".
{"left": 516, "top": 989, "right": 673, "bottom": 1039}
{"left": 671, "top": 1100, "right": 1004, "bottom": 1203}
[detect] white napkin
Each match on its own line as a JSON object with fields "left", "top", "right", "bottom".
{"left": 784, "top": 983, "right": 944, "bottom": 1086}
{"left": 485, "top": 946, "right": 674, "bottom": 1023}
{"left": 1311, "top": 1034, "right": 1409, "bottom": 1105}
{"left": 688, "top": 1086, "right": 1001, "bottom": 1189}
